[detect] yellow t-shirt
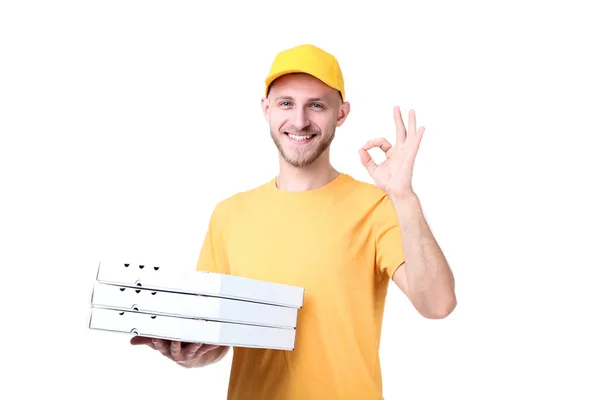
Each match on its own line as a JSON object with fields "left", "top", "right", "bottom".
{"left": 196, "top": 172, "right": 405, "bottom": 400}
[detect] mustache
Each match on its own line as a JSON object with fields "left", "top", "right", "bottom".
{"left": 282, "top": 126, "right": 321, "bottom": 135}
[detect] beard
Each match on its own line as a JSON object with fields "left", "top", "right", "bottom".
{"left": 270, "top": 124, "right": 335, "bottom": 168}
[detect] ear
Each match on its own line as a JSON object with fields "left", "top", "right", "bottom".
{"left": 336, "top": 101, "right": 351, "bottom": 127}
{"left": 261, "top": 97, "right": 270, "bottom": 122}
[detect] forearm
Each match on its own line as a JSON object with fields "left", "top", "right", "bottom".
{"left": 391, "top": 192, "right": 456, "bottom": 318}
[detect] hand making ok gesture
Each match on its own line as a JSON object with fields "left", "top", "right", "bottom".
{"left": 359, "top": 106, "right": 425, "bottom": 199}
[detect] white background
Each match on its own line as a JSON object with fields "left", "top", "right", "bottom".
{"left": 1, "top": 1, "right": 599, "bottom": 399}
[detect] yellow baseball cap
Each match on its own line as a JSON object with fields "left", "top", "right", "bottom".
{"left": 264, "top": 44, "right": 345, "bottom": 101}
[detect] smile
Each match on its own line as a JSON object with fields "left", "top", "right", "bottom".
{"left": 285, "top": 132, "right": 316, "bottom": 144}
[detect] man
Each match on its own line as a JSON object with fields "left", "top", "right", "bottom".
{"left": 131, "top": 44, "right": 457, "bottom": 399}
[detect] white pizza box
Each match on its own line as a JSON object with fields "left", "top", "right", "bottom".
{"left": 95, "top": 260, "right": 304, "bottom": 309}
{"left": 90, "top": 281, "right": 298, "bottom": 329}
{"left": 88, "top": 307, "right": 296, "bottom": 350}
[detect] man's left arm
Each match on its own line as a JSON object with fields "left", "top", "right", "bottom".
{"left": 390, "top": 191, "right": 456, "bottom": 319}
{"left": 360, "top": 106, "right": 457, "bottom": 319}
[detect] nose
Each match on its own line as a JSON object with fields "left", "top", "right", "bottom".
{"left": 291, "top": 107, "right": 310, "bottom": 131}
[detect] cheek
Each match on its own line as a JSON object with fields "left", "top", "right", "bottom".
{"left": 270, "top": 115, "right": 287, "bottom": 132}
{"left": 315, "top": 114, "right": 336, "bottom": 131}
{"left": 274, "top": 120, "right": 286, "bottom": 133}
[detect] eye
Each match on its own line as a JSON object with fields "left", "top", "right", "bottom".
{"left": 279, "top": 101, "right": 292, "bottom": 107}
{"left": 310, "top": 103, "right": 324, "bottom": 109}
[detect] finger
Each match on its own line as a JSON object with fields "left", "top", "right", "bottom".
{"left": 361, "top": 138, "right": 393, "bottom": 157}
{"left": 184, "top": 342, "right": 203, "bottom": 359}
{"left": 170, "top": 341, "right": 182, "bottom": 358}
{"left": 408, "top": 109, "right": 416, "bottom": 137}
{"left": 358, "top": 148, "right": 377, "bottom": 175}
{"left": 198, "top": 344, "right": 220, "bottom": 356}
{"left": 406, "top": 127, "right": 426, "bottom": 165}
{"left": 394, "top": 106, "right": 407, "bottom": 143}
{"left": 153, "top": 339, "right": 171, "bottom": 357}
{"left": 413, "top": 126, "right": 425, "bottom": 153}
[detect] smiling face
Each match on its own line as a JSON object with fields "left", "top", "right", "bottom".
{"left": 262, "top": 73, "right": 350, "bottom": 168}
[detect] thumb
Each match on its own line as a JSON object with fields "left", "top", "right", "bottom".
{"left": 130, "top": 336, "right": 154, "bottom": 346}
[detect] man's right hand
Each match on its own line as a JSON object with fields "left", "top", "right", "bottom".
{"left": 130, "top": 336, "right": 230, "bottom": 368}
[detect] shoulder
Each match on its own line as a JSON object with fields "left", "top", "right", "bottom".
{"left": 340, "top": 173, "right": 391, "bottom": 204}
{"left": 338, "top": 173, "right": 398, "bottom": 223}
{"left": 211, "top": 179, "right": 273, "bottom": 215}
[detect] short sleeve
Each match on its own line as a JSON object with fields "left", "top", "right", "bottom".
{"left": 375, "top": 195, "right": 405, "bottom": 278}
{"left": 196, "top": 201, "right": 230, "bottom": 274}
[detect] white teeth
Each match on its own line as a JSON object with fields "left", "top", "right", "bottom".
{"left": 288, "top": 134, "right": 312, "bottom": 141}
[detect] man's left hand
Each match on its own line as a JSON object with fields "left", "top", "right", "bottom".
{"left": 359, "top": 106, "right": 425, "bottom": 199}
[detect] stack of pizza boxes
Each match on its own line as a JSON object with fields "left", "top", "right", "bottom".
{"left": 88, "top": 260, "right": 304, "bottom": 350}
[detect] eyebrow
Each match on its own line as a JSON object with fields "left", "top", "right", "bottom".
{"left": 275, "top": 96, "right": 328, "bottom": 103}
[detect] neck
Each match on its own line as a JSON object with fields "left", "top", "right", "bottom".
{"left": 276, "top": 154, "right": 339, "bottom": 192}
